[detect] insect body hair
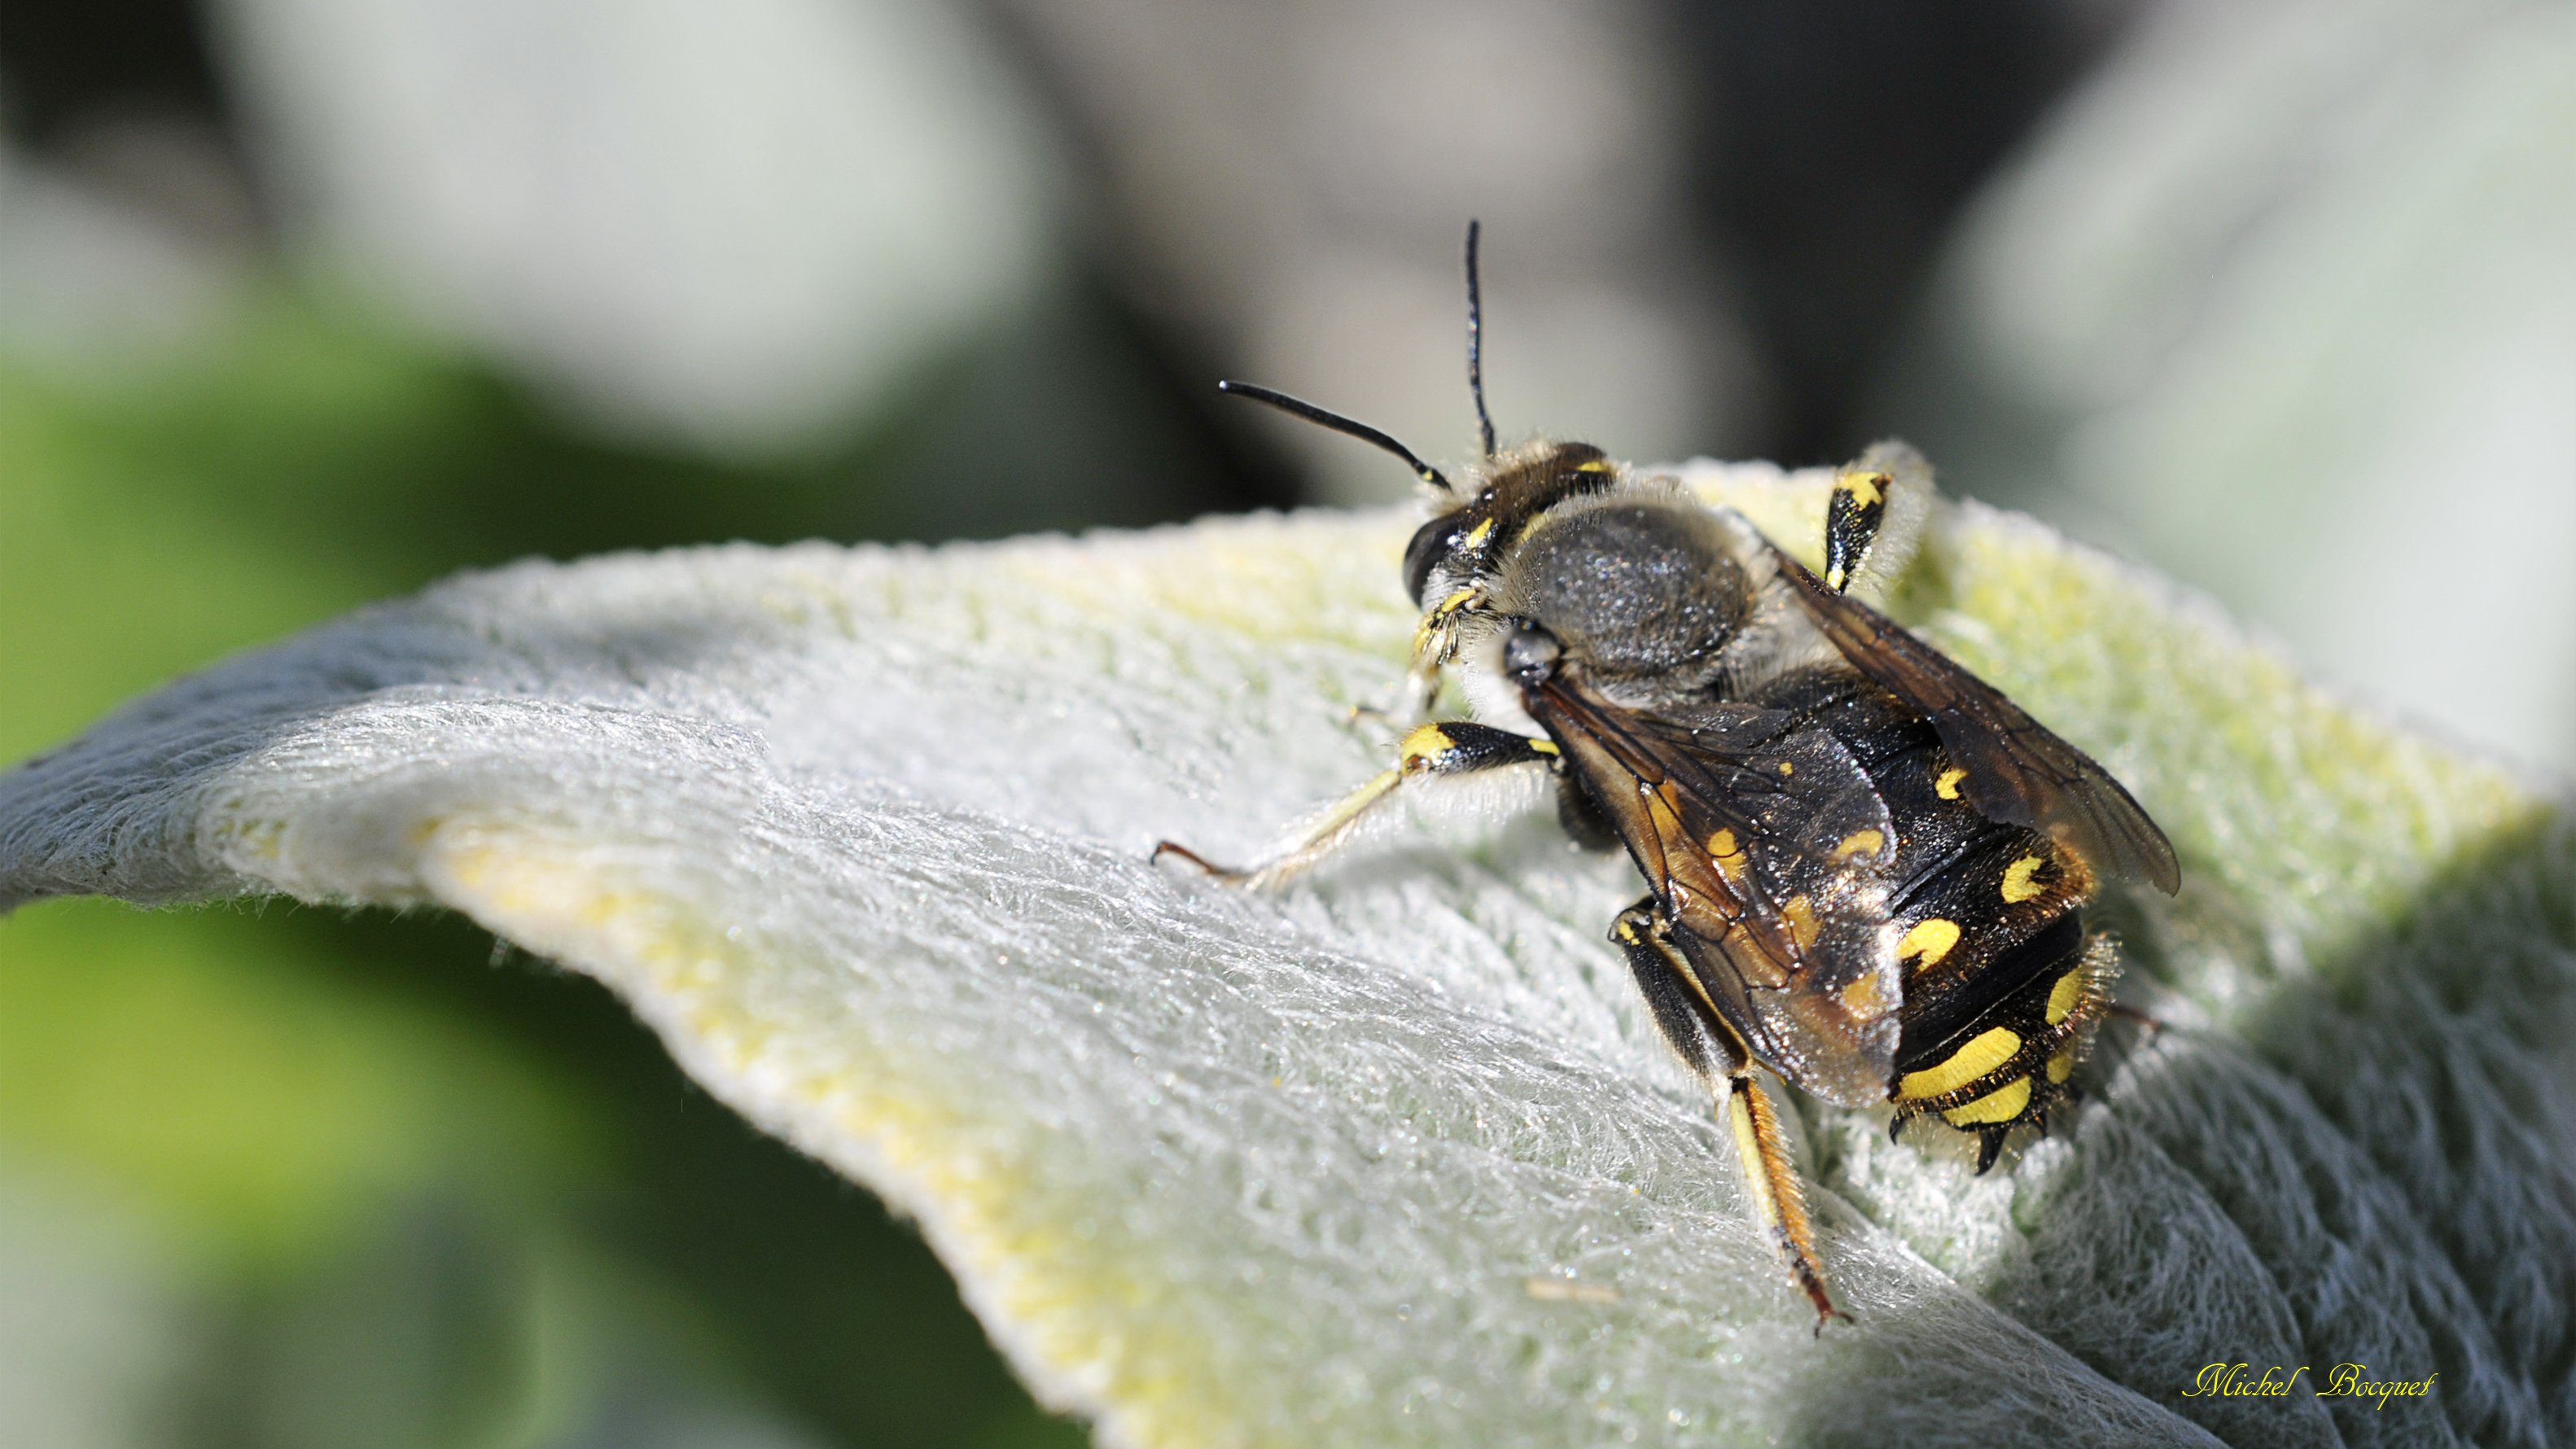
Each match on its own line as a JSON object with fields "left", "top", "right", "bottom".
{"left": 1478, "top": 475, "right": 1838, "bottom": 712}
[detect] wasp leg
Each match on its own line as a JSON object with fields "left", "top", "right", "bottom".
{"left": 1611, "top": 902, "right": 1722, "bottom": 1075}
{"left": 1820, "top": 441, "right": 1933, "bottom": 601}
{"left": 1154, "top": 722, "right": 1558, "bottom": 887}
{"left": 1973, "top": 1127, "right": 2010, "bottom": 1175}
{"left": 2105, "top": 1000, "right": 2167, "bottom": 1038}
{"left": 1732, "top": 1067, "right": 1847, "bottom": 1330}
{"left": 1394, "top": 588, "right": 1492, "bottom": 719}
{"left": 1612, "top": 901, "right": 1846, "bottom": 1329}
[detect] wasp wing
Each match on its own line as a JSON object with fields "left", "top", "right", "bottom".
{"left": 1525, "top": 675, "right": 1903, "bottom": 1105}
{"left": 1769, "top": 544, "right": 2181, "bottom": 895}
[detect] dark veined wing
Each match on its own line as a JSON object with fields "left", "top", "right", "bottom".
{"left": 1768, "top": 543, "right": 2181, "bottom": 895}
{"left": 1524, "top": 673, "right": 1904, "bottom": 1104}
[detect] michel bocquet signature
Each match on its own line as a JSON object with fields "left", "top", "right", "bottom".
{"left": 2184, "top": 1362, "right": 2438, "bottom": 1412}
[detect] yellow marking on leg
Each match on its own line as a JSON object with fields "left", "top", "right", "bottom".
{"left": 2044, "top": 969, "right": 2085, "bottom": 1027}
{"left": 2000, "top": 855, "right": 2047, "bottom": 904}
{"left": 1528, "top": 738, "right": 1558, "bottom": 755}
{"left": 1935, "top": 767, "right": 1968, "bottom": 800}
{"left": 1725, "top": 1088, "right": 1781, "bottom": 1227}
{"left": 1413, "top": 588, "right": 1480, "bottom": 653}
{"left": 1835, "top": 470, "right": 1887, "bottom": 509}
{"left": 1825, "top": 566, "right": 1848, "bottom": 591}
{"left": 1725, "top": 1077, "right": 1836, "bottom": 1322}
{"left": 1943, "top": 1075, "right": 2033, "bottom": 1127}
{"left": 1897, "top": 917, "right": 1960, "bottom": 970}
{"left": 1898, "top": 1026, "right": 2022, "bottom": 1100}
{"left": 2047, "top": 1046, "right": 2077, "bottom": 1084}
{"left": 1834, "top": 828, "right": 1885, "bottom": 861}
{"left": 1398, "top": 724, "right": 1456, "bottom": 770}
{"left": 1783, "top": 895, "right": 1820, "bottom": 952}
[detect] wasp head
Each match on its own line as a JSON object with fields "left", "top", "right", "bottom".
{"left": 1400, "top": 440, "right": 1622, "bottom": 608}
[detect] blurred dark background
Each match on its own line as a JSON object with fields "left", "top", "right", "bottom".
{"left": 3, "top": 1, "right": 2569, "bottom": 1443}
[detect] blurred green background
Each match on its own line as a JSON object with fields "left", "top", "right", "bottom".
{"left": 0, "top": 283, "right": 1190, "bottom": 1446}
{"left": 2, "top": 1, "right": 2569, "bottom": 1444}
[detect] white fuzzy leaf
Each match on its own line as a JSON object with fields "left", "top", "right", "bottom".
{"left": 2, "top": 462, "right": 2569, "bottom": 1447}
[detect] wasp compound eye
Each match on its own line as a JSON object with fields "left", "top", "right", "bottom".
{"left": 1502, "top": 622, "right": 1562, "bottom": 682}
{"left": 1402, "top": 514, "right": 1467, "bottom": 604}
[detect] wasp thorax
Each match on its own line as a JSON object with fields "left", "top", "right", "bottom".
{"left": 1505, "top": 502, "right": 1749, "bottom": 696}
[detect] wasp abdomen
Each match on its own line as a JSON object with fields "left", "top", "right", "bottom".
{"left": 1751, "top": 668, "right": 2109, "bottom": 1162}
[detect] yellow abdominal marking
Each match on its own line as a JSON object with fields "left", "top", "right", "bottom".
{"left": 1943, "top": 1076, "right": 2033, "bottom": 1127}
{"left": 1463, "top": 518, "right": 1496, "bottom": 549}
{"left": 2045, "top": 969, "right": 2084, "bottom": 1027}
{"left": 1398, "top": 724, "right": 1455, "bottom": 768}
{"left": 1898, "top": 917, "right": 1960, "bottom": 970}
{"left": 1643, "top": 787, "right": 1688, "bottom": 859}
{"left": 1837, "top": 471, "right": 1887, "bottom": 508}
{"left": 1575, "top": 458, "right": 1614, "bottom": 474}
{"left": 1935, "top": 767, "right": 1968, "bottom": 800}
{"left": 1706, "top": 829, "right": 1750, "bottom": 885}
{"left": 2000, "top": 855, "right": 2047, "bottom": 904}
{"left": 1899, "top": 1026, "right": 2021, "bottom": 1100}
{"left": 1841, "top": 972, "right": 1888, "bottom": 1016}
{"left": 1782, "top": 895, "right": 1820, "bottom": 952}
{"left": 1834, "top": 829, "right": 1885, "bottom": 860}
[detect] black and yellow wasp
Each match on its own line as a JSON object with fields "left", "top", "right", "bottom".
{"left": 1158, "top": 224, "right": 2178, "bottom": 1324}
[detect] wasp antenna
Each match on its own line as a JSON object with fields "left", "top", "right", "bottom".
{"left": 1216, "top": 379, "right": 1456, "bottom": 493}
{"left": 1464, "top": 219, "right": 1497, "bottom": 458}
